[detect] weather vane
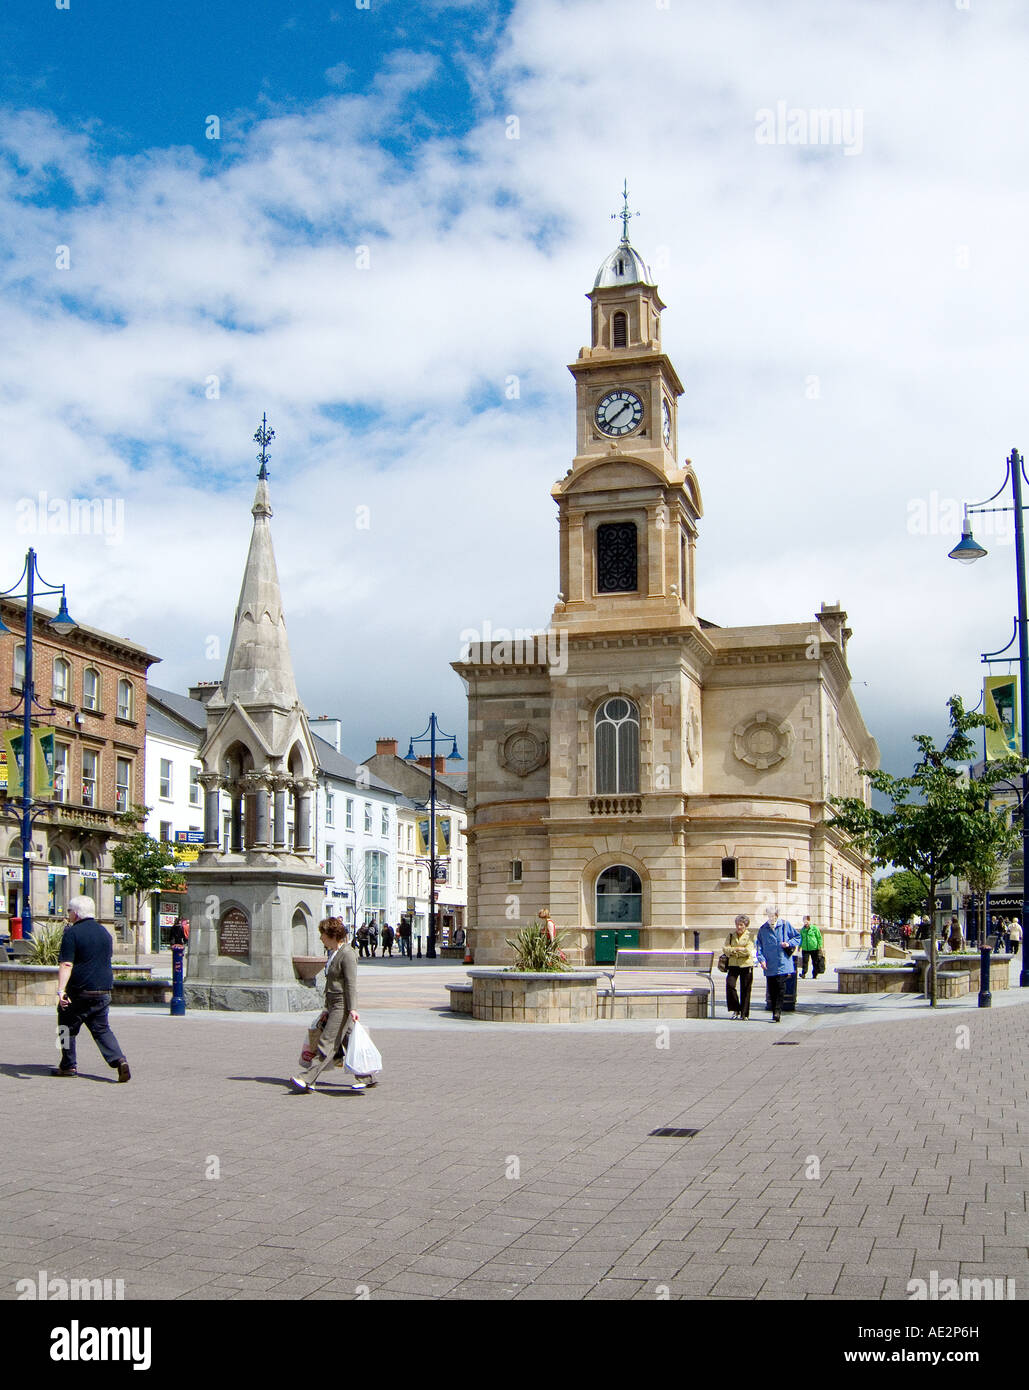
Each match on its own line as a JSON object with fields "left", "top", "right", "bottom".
{"left": 611, "top": 179, "right": 638, "bottom": 242}
{"left": 253, "top": 413, "right": 275, "bottom": 480}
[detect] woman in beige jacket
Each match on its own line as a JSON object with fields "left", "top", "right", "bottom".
{"left": 724, "top": 914, "right": 756, "bottom": 1020}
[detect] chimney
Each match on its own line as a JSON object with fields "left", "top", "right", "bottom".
{"left": 376, "top": 738, "right": 398, "bottom": 757}
{"left": 189, "top": 681, "right": 221, "bottom": 706}
{"left": 417, "top": 755, "right": 446, "bottom": 774}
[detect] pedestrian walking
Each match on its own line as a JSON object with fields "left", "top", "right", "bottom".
{"left": 356, "top": 923, "right": 369, "bottom": 959}
{"left": 1009, "top": 918, "right": 1022, "bottom": 955}
{"left": 755, "top": 907, "right": 801, "bottom": 1023}
{"left": 947, "top": 914, "right": 963, "bottom": 953}
{"left": 289, "top": 919, "right": 372, "bottom": 1093}
{"left": 380, "top": 922, "right": 394, "bottom": 957}
{"left": 52, "top": 896, "right": 130, "bottom": 1082}
{"left": 397, "top": 916, "right": 412, "bottom": 957}
{"left": 722, "top": 914, "right": 754, "bottom": 1020}
{"left": 799, "top": 915, "right": 823, "bottom": 978}
{"left": 367, "top": 920, "right": 379, "bottom": 958}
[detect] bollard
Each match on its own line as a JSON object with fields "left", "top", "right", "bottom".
{"left": 978, "top": 944, "right": 992, "bottom": 1009}
{"left": 170, "top": 944, "right": 186, "bottom": 1016}
{"left": 416, "top": 935, "right": 422, "bottom": 959}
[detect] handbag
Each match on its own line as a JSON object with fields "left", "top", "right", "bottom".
{"left": 717, "top": 952, "right": 730, "bottom": 973}
{"left": 813, "top": 949, "right": 826, "bottom": 977}
{"left": 344, "top": 1021, "right": 383, "bottom": 1076}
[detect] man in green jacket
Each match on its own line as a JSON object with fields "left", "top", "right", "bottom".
{"left": 799, "top": 915, "right": 823, "bottom": 978}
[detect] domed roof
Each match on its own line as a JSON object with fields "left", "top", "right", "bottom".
{"left": 593, "top": 238, "right": 655, "bottom": 290}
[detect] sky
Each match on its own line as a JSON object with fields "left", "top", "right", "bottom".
{"left": 2, "top": 0, "right": 1029, "bottom": 778}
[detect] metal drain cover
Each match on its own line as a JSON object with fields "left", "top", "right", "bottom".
{"left": 649, "top": 1127, "right": 700, "bottom": 1138}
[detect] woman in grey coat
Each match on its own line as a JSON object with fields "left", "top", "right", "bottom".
{"left": 290, "top": 919, "right": 363, "bottom": 1092}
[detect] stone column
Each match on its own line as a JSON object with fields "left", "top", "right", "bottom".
{"left": 230, "top": 785, "right": 243, "bottom": 853}
{"left": 199, "top": 773, "right": 222, "bottom": 850}
{"left": 294, "top": 778, "right": 316, "bottom": 854}
{"left": 270, "top": 775, "right": 289, "bottom": 848}
{"left": 242, "top": 773, "right": 271, "bottom": 849}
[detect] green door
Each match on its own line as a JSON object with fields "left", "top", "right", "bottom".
{"left": 594, "top": 928, "right": 640, "bottom": 965}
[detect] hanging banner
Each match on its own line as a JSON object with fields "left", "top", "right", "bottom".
{"left": 34, "top": 727, "right": 55, "bottom": 798}
{"left": 437, "top": 817, "right": 451, "bottom": 855}
{"left": 985, "top": 675, "right": 1019, "bottom": 759}
{"left": 416, "top": 816, "right": 431, "bottom": 856}
{"left": 0, "top": 747, "right": 6, "bottom": 791}
{"left": 1, "top": 727, "right": 55, "bottom": 798}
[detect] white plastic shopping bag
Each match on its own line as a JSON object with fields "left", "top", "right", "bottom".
{"left": 344, "top": 1021, "right": 383, "bottom": 1076}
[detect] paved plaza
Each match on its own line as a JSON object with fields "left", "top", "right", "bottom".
{"left": 1, "top": 964, "right": 1027, "bottom": 1302}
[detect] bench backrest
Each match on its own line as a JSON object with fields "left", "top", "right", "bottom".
{"left": 612, "top": 949, "right": 714, "bottom": 973}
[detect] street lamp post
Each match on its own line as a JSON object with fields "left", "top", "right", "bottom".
{"left": 0, "top": 549, "right": 77, "bottom": 939}
{"left": 405, "top": 714, "right": 461, "bottom": 960}
{"left": 949, "top": 447, "right": 1029, "bottom": 990}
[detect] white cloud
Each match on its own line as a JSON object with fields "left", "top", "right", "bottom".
{"left": 3, "top": 0, "right": 1029, "bottom": 766}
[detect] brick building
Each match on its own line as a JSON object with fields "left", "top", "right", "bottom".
{"left": 0, "top": 597, "right": 159, "bottom": 939}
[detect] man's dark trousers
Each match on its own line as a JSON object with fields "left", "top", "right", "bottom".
{"left": 58, "top": 991, "right": 124, "bottom": 1071}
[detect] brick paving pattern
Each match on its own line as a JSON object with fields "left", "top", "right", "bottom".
{"left": 0, "top": 998, "right": 1026, "bottom": 1301}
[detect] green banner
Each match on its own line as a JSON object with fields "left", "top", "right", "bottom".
{"left": 985, "top": 675, "right": 1019, "bottom": 759}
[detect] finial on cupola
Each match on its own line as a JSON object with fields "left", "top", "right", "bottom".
{"left": 611, "top": 179, "right": 639, "bottom": 244}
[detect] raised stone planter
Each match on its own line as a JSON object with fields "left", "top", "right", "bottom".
{"left": 835, "top": 965, "right": 920, "bottom": 994}
{"left": 0, "top": 965, "right": 172, "bottom": 1007}
{"left": 936, "top": 954, "right": 1011, "bottom": 991}
{"left": 467, "top": 969, "right": 602, "bottom": 1022}
{"left": 597, "top": 990, "right": 708, "bottom": 1019}
{"left": 111, "top": 979, "right": 173, "bottom": 1006}
{"left": 447, "top": 982, "right": 473, "bottom": 1014}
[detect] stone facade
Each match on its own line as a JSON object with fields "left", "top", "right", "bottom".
{"left": 455, "top": 234, "right": 878, "bottom": 967}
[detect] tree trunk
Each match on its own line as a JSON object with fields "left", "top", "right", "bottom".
{"left": 927, "top": 874, "right": 938, "bottom": 1007}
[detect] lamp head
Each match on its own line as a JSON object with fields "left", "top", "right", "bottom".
{"left": 948, "top": 513, "right": 987, "bottom": 565}
{"left": 48, "top": 594, "right": 77, "bottom": 636}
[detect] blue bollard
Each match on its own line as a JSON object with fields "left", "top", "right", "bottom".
{"left": 978, "top": 944, "right": 992, "bottom": 1009}
{"left": 170, "top": 944, "right": 186, "bottom": 1016}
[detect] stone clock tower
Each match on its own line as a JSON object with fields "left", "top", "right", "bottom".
{"left": 456, "top": 197, "right": 879, "bottom": 967}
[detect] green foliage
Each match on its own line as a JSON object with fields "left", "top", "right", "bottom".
{"left": 505, "top": 920, "right": 571, "bottom": 973}
{"left": 829, "top": 695, "right": 1027, "bottom": 1004}
{"left": 26, "top": 922, "right": 64, "bottom": 966}
{"left": 109, "top": 832, "right": 179, "bottom": 897}
{"left": 872, "top": 870, "right": 929, "bottom": 923}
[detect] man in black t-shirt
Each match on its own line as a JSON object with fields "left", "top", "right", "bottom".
{"left": 53, "top": 896, "right": 130, "bottom": 1082}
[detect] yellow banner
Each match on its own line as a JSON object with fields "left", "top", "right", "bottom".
{"left": 0, "top": 748, "right": 6, "bottom": 790}
{"left": 985, "top": 675, "right": 1019, "bottom": 759}
{"left": 416, "top": 817, "right": 452, "bottom": 856}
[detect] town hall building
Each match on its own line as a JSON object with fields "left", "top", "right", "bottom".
{"left": 455, "top": 214, "right": 879, "bottom": 965}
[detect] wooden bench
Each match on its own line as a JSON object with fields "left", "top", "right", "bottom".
{"left": 601, "top": 949, "right": 716, "bottom": 1019}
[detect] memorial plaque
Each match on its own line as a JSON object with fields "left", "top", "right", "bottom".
{"left": 218, "top": 907, "right": 251, "bottom": 961}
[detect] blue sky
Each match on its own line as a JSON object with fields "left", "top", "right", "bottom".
{"left": 2, "top": 0, "right": 1029, "bottom": 782}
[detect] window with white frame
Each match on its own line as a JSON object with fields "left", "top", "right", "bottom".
{"left": 189, "top": 765, "right": 201, "bottom": 807}
{"left": 117, "top": 679, "right": 134, "bottom": 720}
{"left": 344, "top": 846, "right": 354, "bottom": 876}
{"left": 364, "top": 849, "right": 387, "bottom": 910}
{"left": 595, "top": 697, "right": 640, "bottom": 794}
{"left": 785, "top": 858, "right": 797, "bottom": 885}
{"left": 407, "top": 825, "right": 413, "bottom": 852}
{"left": 325, "top": 843, "right": 334, "bottom": 876}
{"left": 325, "top": 793, "right": 334, "bottom": 827}
{"left": 160, "top": 821, "right": 172, "bottom": 842}
{"left": 159, "top": 758, "right": 173, "bottom": 800}
{"left": 53, "top": 657, "right": 70, "bottom": 703}
{"left": 82, "top": 666, "right": 100, "bottom": 711}
{"left": 13, "top": 644, "right": 25, "bottom": 690}
{"left": 364, "top": 803, "right": 372, "bottom": 833}
{"left": 381, "top": 807, "right": 389, "bottom": 837}
{"left": 54, "top": 743, "right": 70, "bottom": 804}
{"left": 81, "top": 748, "right": 98, "bottom": 807}
{"left": 115, "top": 756, "right": 131, "bottom": 814}
{"left": 345, "top": 798, "right": 354, "bottom": 830}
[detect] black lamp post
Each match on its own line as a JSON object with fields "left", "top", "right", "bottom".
{"left": 949, "top": 447, "right": 1029, "bottom": 990}
{"left": 405, "top": 714, "right": 461, "bottom": 960}
{"left": 0, "top": 549, "right": 77, "bottom": 939}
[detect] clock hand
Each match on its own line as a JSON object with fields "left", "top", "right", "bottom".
{"left": 608, "top": 402, "right": 632, "bottom": 425}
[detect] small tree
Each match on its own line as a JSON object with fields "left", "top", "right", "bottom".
{"left": 829, "top": 696, "right": 1026, "bottom": 1006}
{"left": 964, "top": 812, "right": 1020, "bottom": 947}
{"left": 109, "top": 832, "right": 180, "bottom": 964}
{"left": 872, "top": 870, "right": 928, "bottom": 927}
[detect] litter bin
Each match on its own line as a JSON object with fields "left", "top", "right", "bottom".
{"left": 764, "top": 969, "right": 798, "bottom": 1013}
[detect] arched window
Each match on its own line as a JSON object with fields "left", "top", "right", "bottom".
{"left": 13, "top": 644, "right": 26, "bottom": 691}
{"left": 53, "top": 657, "right": 70, "bottom": 703}
{"left": 596, "top": 865, "right": 643, "bottom": 924}
{"left": 117, "top": 679, "right": 134, "bottom": 720}
{"left": 612, "top": 311, "right": 627, "bottom": 348}
{"left": 79, "top": 848, "right": 98, "bottom": 895}
{"left": 82, "top": 667, "right": 100, "bottom": 711}
{"left": 48, "top": 846, "right": 68, "bottom": 915}
{"left": 595, "top": 697, "right": 640, "bottom": 793}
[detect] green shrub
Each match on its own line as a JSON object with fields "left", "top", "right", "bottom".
{"left": 25, "top": 923, "right": 65, "bottom": 966}
{"left": 505, "top": 920, "right": 571, "bottom": 973}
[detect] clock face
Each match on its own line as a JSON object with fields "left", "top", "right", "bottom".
{"left": 595, "top": 389, "right": 644, "bottom": 437}
{"left": 662, "top": 400, "right": 672, "bottom": 448}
